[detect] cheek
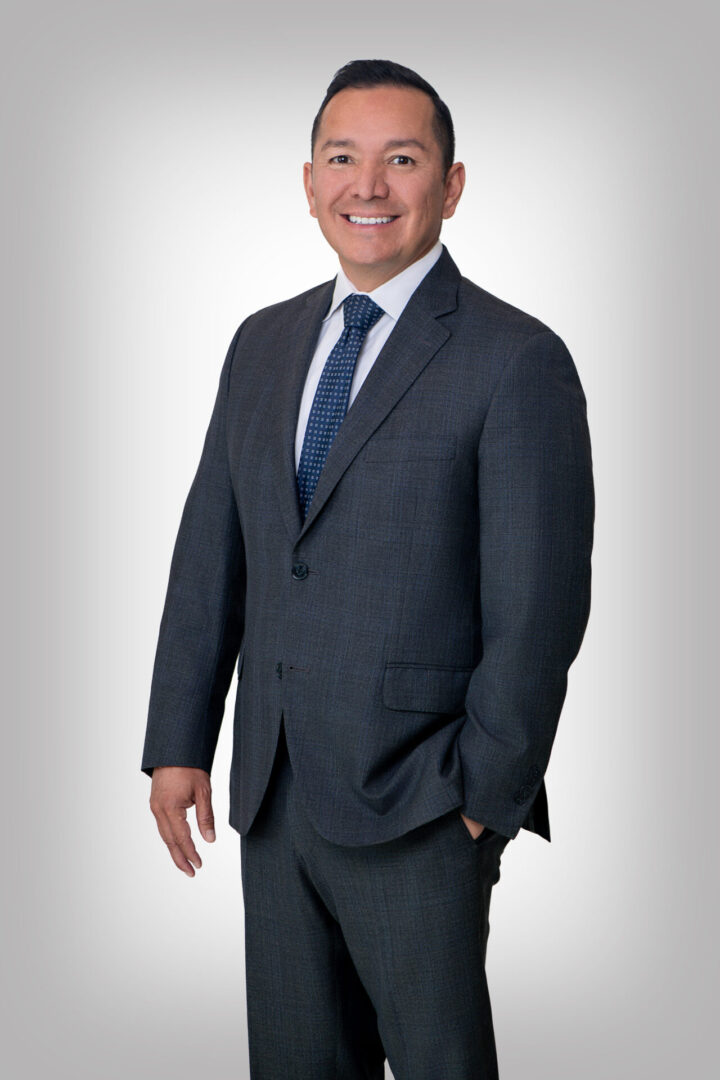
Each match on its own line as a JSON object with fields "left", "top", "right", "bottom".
{"left": 402, "top": 184, "right": 439, "bottom": 223}
{"left": 320, "top": 189, "right": 345, "bottom": 222}
{"left": 420, "top": 193, "right": 445, "bottom": 230}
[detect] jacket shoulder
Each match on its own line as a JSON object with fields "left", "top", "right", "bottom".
{"left": 235, "top": 279, "right": 333, "bottom": 338}
{"left": 457, "top": 274, "right": 557, "bottom": 345}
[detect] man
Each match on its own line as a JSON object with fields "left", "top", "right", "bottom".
{"left": 142, "top": 59, "right": 594, "bottom": 1079}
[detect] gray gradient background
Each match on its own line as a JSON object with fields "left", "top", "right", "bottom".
{"left": 2, "top": 0, "right": 717, "bottom": 1076}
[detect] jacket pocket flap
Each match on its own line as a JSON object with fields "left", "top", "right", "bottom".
{"left": 382, "top": 662, "right": 474, "bottom": 713}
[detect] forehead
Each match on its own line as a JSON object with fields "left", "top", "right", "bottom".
{"left": 315, "top": 85, "right": 437, "bottom": 148}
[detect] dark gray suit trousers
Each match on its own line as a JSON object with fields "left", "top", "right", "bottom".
{"left": 241, "top": 716, "right": 512, "bottom": 1079}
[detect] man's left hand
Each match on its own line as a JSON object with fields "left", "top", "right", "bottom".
{"left": 459, "top": 812, "right": 486, "bottom": 840}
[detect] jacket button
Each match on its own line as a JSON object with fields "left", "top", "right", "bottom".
{"left": 291, "top": 562, "right": 309, "bottom": 580}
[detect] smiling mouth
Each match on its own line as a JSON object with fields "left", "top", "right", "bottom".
{"left": 343, "top": 214, "right": 398, "bottom": 226}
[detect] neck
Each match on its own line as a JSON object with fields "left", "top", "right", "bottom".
{"left": 339, "top": 242, "right": 439, "bottom": 293}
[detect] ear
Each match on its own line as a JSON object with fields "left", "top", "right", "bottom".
{"left": 442, "top": 161, "right": 466, "bottom": 220}
{"left": 303, "top": 162, "right": 318, "bottom": 219}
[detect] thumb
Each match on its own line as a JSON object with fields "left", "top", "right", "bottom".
{"left": 195, "top": 784, "right": 216, "bottom": 843}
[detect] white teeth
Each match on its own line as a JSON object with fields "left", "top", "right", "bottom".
{"left": 347, "top": 215, "right": 395, "bottom": 225}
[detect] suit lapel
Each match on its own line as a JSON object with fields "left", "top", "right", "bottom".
{"left": 270, "top": 246, "right": 461, "bottom": 544}
{"left": 268, "top": 278, "right": 335, "bottom": 542}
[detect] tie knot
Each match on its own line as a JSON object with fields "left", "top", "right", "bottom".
{"left": 343, "top": 293, "right": 384, "bottom": 333}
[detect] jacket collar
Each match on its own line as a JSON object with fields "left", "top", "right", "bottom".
{"left": 270, "top": 244, "right": 461, "bottom": 543}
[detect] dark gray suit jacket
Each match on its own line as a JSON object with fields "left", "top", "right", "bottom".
{"left": 142, "top": 246, "right": 594, "bottom": 844}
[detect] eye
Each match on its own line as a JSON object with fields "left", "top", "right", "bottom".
{"left": 329, "top": 154, "right": 351, "bottom": 164}
{"left": 389, "top": 154, "right": 414, "bottom": 165}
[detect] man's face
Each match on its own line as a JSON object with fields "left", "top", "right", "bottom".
{"left": 303, "top": 85, "right": 465, "bottom": 290}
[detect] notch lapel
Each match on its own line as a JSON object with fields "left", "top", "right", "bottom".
{"left": 269, "top": 247, "right": 461, "bottom": 545}
{"left": 267, "top": 278, "right": 335, "bottom": 542}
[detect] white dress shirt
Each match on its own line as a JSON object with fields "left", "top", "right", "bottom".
{"left": 294, "top": 240, "right": 444, "bottom": 472}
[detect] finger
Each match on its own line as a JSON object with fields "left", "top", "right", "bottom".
{"left": 157, "top": 808, "right": 201, "bottom": 875}
{"left": 156, "top": 815, "right": 195, "bottom": 875}
{"left": 195, "top": 785, "right": 215, "bottom": 843}
{"left": 168, "top": 807, "right": 203, "bottom": 870}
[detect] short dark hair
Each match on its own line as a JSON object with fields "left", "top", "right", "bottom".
{"left": 311, "top": 59, "right": 455, "bottom": 176}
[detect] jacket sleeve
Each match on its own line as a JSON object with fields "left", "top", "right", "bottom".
{"left": 141, "top": 324, "right": 247, "bottom": 778}
{"left": 456, "top": 329, "right": 595, "bottom": 837}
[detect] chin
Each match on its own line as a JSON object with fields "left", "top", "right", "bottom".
{"left": 345, "top": 241, "right": 402, "bottom": 264}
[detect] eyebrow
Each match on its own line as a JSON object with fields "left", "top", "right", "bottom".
{"left": 318, "top": 137, "right": 429, "bottom": 154}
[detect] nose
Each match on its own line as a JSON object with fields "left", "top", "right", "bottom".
{"left": 351, "top": 162, "right": 390, "bottom": 202}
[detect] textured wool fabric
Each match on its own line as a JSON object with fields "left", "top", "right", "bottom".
{"left": 296, "top": 293, "right": 384, "bottom": 520}
{"left": 142, "top": 247, "right": 594, "bottom": 847}
{"left": 241, "top": 719, "right": 511, "bottom": 1079}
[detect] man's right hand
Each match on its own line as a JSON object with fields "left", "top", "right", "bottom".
{"left": 149, "top": 766, "right": 215, "bottom": 877}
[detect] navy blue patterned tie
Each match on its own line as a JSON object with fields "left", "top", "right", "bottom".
{"left": 297, "top": 293, "right": 384, "bottom": 520}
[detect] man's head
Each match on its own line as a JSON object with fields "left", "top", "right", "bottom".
{"left": 311, "top": 60, "right": 456, "bottom": 178}
{"left": 304, "top": 59, "right": 465, "bottom": 291}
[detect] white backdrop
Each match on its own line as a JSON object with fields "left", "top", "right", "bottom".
{"left": 1, "top": 1, "right": 717, "bottom": 1077}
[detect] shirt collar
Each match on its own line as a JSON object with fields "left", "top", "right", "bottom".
{"left": 323, "top": 240, "right": 444, "bottom": 324}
